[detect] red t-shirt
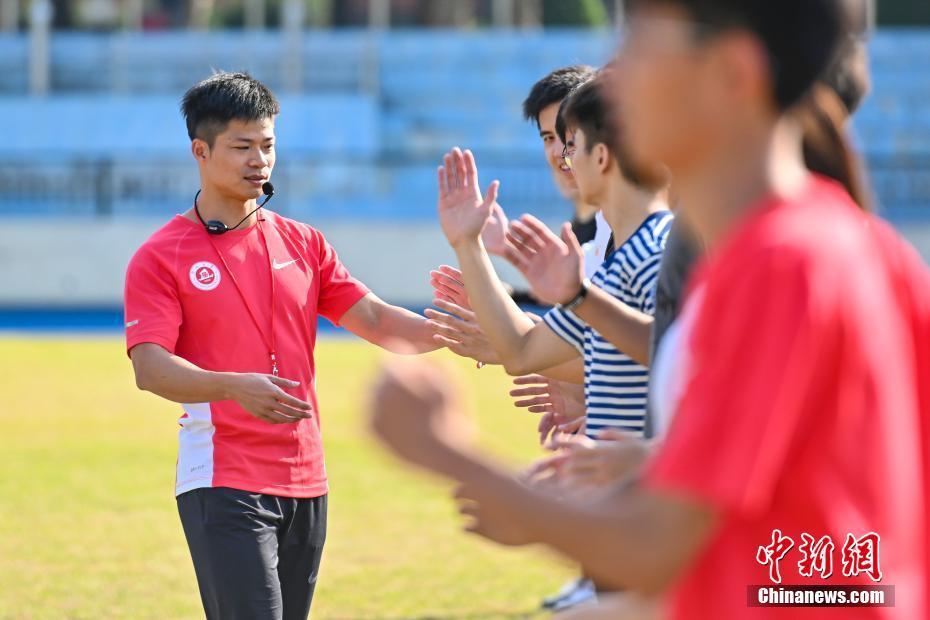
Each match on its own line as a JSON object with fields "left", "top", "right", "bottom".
{"left": 124, "top": 210, "right": 369, "bottom": 498}
{"left": 645, "top": 176, "right": 930, "bottom": 618}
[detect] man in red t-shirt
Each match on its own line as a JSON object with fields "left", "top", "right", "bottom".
{"left": 124, "top": 72, "right": 440, "bottom": 620}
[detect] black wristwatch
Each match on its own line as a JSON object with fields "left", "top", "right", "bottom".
{"left": 562, "top": 278, "right": 591, "bottom": 312}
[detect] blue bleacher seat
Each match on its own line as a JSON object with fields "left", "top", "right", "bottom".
{"left": 0, "top": 29, "right": 927, "bottom": 220}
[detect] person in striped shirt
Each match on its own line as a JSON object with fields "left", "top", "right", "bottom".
{"left": 536, "top": 75, "right": 673, "bottom": 438}
{"left": 435, "top": 72, "right": 671, "bottom": 440}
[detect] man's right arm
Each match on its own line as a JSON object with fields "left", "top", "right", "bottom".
{"left": 130, "top": 343, "right": 313, "bottom": 424}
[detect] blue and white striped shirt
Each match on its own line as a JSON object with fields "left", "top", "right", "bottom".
{"left": 544, "top": 211, "right": 674, "bottom": 439}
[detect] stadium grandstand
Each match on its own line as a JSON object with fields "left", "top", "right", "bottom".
{"left": 0, "top": 0, "right": 928, "bottom": 320}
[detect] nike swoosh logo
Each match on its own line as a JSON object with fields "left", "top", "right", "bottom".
{"left": 125, "top": 319, "right": 139, "bottom": 328}
{"left": 272, "top": 258, "right": 299, "bottom": 270}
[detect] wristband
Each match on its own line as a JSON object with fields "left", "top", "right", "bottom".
{"left": 562, "top": 278, "right": 591, "bottom": 312}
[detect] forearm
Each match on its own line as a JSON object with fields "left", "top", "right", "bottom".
{"left": 424, "top": 430, "right": 663, "bottom": 591}
{"left": 538, "top": 358, "right": 584, "bottom": 383}
{"left": 377, "top": 306, "right": 443, "bottom": 354}
{"left": 573, "top": 287, "right": 654, "bottom": 366}
{"left": 133, "top": 347, "right": 232, "bottom": 403}
{"left": 343, "top": 294, "right": 441, "bottom": 354}
{"left": 452, "top": 240, "right": 542, "bottom": 370}
{"left": 475, "top": 470, "right": 669, "bottom": 593}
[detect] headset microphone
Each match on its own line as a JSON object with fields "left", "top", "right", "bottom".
{"left": 194, "top": 182, "right": 276, "bottom": 235}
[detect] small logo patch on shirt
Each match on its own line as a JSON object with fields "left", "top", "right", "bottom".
{"left": 189, "top": 261, "right": 221, "bottom": 291}
{"left": 125, "top": 319, "right": 140, "bottom": 328}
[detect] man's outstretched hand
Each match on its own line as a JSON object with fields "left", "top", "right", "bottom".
{"left": 429, "top": 265, "right": 472, "bottom": 310}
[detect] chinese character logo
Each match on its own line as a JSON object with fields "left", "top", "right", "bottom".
{"left": 757, "top": 529, "right": 795, "bottom": 584}
{"left": 842, "top": 533, "right": 883, "bottom": 582}
{"left": 757, "top": 530, "right": 883, "bottom": 584}
{"left": 798, "top": 533, "right": 835, "bottom": 579}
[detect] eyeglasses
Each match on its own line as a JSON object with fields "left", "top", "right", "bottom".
{"left": 561, "top": 142, "right": 576, "bottom": 169}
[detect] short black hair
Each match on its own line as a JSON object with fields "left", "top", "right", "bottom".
{"left": 522, "top": 65, "right": 597, "bottom": 128}
{"left": 628, "top": 0, "right": 848, "bottom": 110}
{"left": 558, "top": 75, "right": 665, "bottom": 189}
{"left": 181, "top": 72, "right": 280, "bottom": 147}
{"left": 554, "top": 87, "right": 582, "bottom": 152}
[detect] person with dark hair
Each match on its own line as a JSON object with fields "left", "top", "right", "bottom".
{"left": 554, "top": 77, "right": 668, "bottom": 192}
{"left": 179, "top": 71, "right": 281, "bottom": 144}
{"left": 460, "top": 65, "right": 605, "bottom": 321}
{"left": 367, "top": 0, "right": 930, "bottom": 618}
{"left": 124, "top": 72, "right": 441, "bottom": 620}
{"left": 431, "top": 73, "right": 672, "bottom": 435}
{"left": 428, "top": 66, "right": 671, "bottom": 425}
{"left": 521, "top": 64, "right": 602, "bottom": 248}
{"left": 798, "top": 83, "right": 874, "bottom": 211}
{"left": 427, "top": 66, "right": 605, "bottom": 374}
{"left": 519, "top": 0, "right": 874, "bottom": 441}
{"left": 428, "top": 66, "right": 604, "bottom": 339}
{"left": 427, "top": 64, "right": 604, "bottom": 612}
{"left": 477, "top": 65, "right": 608, "bottom": 290}
{"left": 426, "top": 75, "right": 672, "bottom": 441}
{"left": 530, "top": 73, "right": 671, "bottom": 611}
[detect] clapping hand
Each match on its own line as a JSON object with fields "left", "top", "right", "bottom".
{"left": 437, "top": 147, "right": 501, "bottom": 250}
{"left": 503, "top": 215, "right": 586, "bottom": 306}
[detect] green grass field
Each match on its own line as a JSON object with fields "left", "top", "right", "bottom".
{"left": 0, "top": 336, "right": 572, "bottom": 619}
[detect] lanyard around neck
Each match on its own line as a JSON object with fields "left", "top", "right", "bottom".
{"left": 204, "top": 220, "right": 280, "bottom": 376}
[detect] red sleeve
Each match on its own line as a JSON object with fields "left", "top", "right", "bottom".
{"left": 872, "top": 220, "right": 930, "bottom": 460}
{"left": 644, "top": 246, "right": 827, "bottom": 518}
{"left": 313, "top": 229, "right": 370, "bottom": 325}
{"left": 123, "top": 246, "right": 182, "bottom": 357}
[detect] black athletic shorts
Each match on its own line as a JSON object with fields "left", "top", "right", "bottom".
{"left": 177, "top": 487, "right": 327, "bottom": 620}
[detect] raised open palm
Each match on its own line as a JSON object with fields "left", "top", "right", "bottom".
{"left": 437, "top": 147, "right": 500, "bottom": 249}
